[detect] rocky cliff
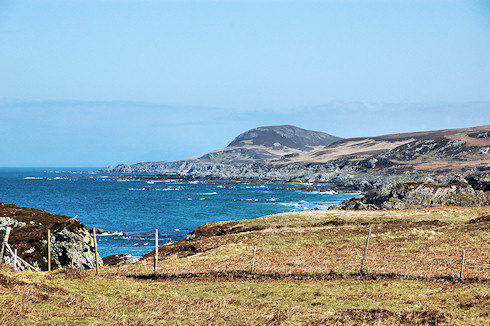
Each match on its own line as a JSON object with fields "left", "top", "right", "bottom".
{"left": 0, "top": 203, "right": 102, "bottom": 270}
{"left": 338, "top": 172, "right": 490, "bottom": 210}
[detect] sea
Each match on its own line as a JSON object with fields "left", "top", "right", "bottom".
{"left": 0, "top": 167, "right": 361, "bottom": 258}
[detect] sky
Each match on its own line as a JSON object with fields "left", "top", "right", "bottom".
{"left": 0, "top": 0, "right": 489, "bottom": 167}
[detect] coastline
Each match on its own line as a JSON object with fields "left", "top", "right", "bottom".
{"left": 1, "top": 168, "right": 362, "bottom": 259}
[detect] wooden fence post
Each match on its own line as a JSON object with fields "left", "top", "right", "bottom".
{"left": 93, "top": 228, "right": 99, "bottom": 275}
{"left": 47, "top": 229, "right": 51, "bottom": 272}
{"left": 0, "top": 226, "right": 12, "bottom": 262}
{"left": 360, "top": 224, "right": 372, "bottom": 275}
{"left": 13, "top": 249, "right": 17, "bottom": 271}
{"left": 154, "top": 229, "right": 158, "bottom": 276}
{"left": 250, "top": 246, "right": 256, "bottom": 274}
{"left": 71, "top": 242, "right": 75, "bottom": 268}
{"left": 459, "top": 249, "right": 465, "bottom": 281}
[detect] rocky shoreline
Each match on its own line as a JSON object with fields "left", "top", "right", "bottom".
{"left": 335, "top": 175, "right": 490, "bottom": 211}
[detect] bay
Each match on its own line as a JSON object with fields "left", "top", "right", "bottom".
{"left": 0, "top": 167, "right": 360, "bottom": 258}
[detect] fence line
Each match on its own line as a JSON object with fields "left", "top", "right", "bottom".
{"left": 0, "top": 224, "right": 480, "bottom": 281}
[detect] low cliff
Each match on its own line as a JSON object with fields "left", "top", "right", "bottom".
{"left": 0, "top": 203, "right": 102, "bottom": 270}
{"left": 339, "top": 173, "right": 490, "bottom": 210}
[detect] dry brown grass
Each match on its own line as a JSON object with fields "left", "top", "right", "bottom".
{"left": 148, "top": 206, "right": 490, "bottom": 280}
{"left": 0, "top": 206, "right": 489, "bottom": 325}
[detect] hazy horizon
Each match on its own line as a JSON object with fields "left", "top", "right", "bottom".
{"left": 1, "top": 99, "right": 488, "bottom": 167}
{"left": 1, "top": 0, "right": 489, "bottom": 166}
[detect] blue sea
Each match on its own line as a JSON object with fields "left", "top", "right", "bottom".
{"left": 0, "top": 167, "right": 360, "bottom": 258}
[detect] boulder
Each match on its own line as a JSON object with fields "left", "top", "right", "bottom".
{"left": 102, "top": 254, "right": 139, "bottom": 266}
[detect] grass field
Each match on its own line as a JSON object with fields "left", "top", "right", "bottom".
{"left": 1, "top": 206, "right": 489, "bottom": 325}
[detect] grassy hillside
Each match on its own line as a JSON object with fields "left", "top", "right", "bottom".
{"left": 1, "top": 206, "right": 489, "bottom": 325}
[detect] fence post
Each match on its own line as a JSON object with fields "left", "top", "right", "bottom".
{"left": 154, "top": 229, "right": 158, "bottom": 276}
{"left": 0, "top": 226, "right": 12, "bottom": 262}
{"left": 459, "top": 249, "right": 465, "bottom": 281}
{"left": 47, "top": 229, "right": 51, "bottom": 272}
{"left": 360, "top": 224, "right": 372, "bottom": 275}
{"left": 93, "top": 228, "right": 99, "bottom": 275}
{"left": 13, "top": 249, "right": 17, "bottom": 271}
{"left": 71, "top": 242, "right": 75, "bottom": 268}
{"left": 250, "top": 246, "right": 256, "bottom": 274}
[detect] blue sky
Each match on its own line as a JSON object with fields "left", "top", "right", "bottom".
{"left": 0, "top": 0, "right": 489, "bottom": 166}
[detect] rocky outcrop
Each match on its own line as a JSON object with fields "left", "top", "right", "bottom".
{"left": 340, "top": 174, "right": 490, "bottom": 210}
{"left": 102, "top": 254, "right": 139, "bottom": 266}
{"left": 107, "top": 160, "right": 412, "bottom": 192}
{"left": 0, "top": 203, "right": 102, "bottom": 270}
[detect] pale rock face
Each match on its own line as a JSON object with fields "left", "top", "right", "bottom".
{"left": 1, "top": 214, "right": 102, "bottom": 270}
{"left": 0, "top": 216, "right": 26, "bottom": 229}
{"left": 47, "top": 228, "right": 103, "bottom": 270}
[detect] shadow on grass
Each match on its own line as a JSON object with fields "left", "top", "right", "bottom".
{"left": 126, "top": 270, "right": 489, "bottom": 284}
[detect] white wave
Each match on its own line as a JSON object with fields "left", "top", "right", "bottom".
{"left": 24, "top": 177, "right": 43, "bottom": 180}
{"left": 196, "top": 192, "right": 217, "bottom": 195}
{"left": 98, "top": 231, "right": 125, "bottom": 236}
{"left": 304, "top": 190, "right": 337, "bottom": 195}
{"left": 277, "top": 202, "right": 304, "bottom": 208}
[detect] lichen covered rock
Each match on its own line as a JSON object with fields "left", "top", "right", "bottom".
{"left": 0, "top": 202, "right": 102, "bottom": 270}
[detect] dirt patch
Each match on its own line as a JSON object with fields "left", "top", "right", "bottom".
{"left": 0, "top": 273, "right": 29, "bottom": 288}
{"left": 55, "top": 266, "right": 89, "bottom": 280}
{"left": 330, "top": 308, "right": 395, "bottom": 324}
{"left": 400, "top": 310, "right": 448, "bottom": 325}
{"left": 326, "top": 308, "right": 448, "bottom": 325}
{"left": 127, "top": 270, "right": 490, "bottom": 284}
{"left": 321, "top": 219, "right": 346, "bottom": 226}
{"left": 415, "top": 219, "right": 448, "bottom": 226}
{"left": 459, "top": 294, "right": 490, "bottom": 308}
{"left": 468, "top": 215, "right": 490, "bottom": 224}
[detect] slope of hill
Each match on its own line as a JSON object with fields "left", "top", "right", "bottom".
{"left": 277, "top": 125, "right": 490, "bottom": 168}
{"left": 196, "top": 125, "right": 341, "bottom": 164}
{"left": 107, "top": 125, "right": 341, "bottom": 171}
